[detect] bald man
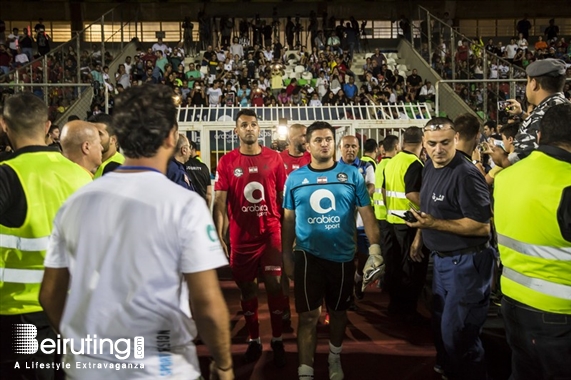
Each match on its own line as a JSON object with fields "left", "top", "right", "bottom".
{"left": 60, "top": 120, "right": 103, "bottom": 176}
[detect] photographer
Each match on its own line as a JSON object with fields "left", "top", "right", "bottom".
{"left": 190, "top": 80, "right": 207, "bottom": 107}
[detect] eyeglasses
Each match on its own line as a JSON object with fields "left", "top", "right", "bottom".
{"left": 423, "top": 124, "right": 455, "bottom": 132}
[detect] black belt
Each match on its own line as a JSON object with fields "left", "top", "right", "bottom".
{"left": 435, "top": 242, "right": 490, "bottom": 258}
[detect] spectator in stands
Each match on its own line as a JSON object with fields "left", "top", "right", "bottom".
{"left": 544, "top": 19, "right": 559, "bottom": 43}
{"left": 517, "top": 33, "right": 529, "bottom": 51}
{"left": 371, "top": 48, "right": 386, "bottom": 67}
{"left": 207, "top": 80, "right": 223, "bottom": 106}
{"left": 516, "top": 14, "right": 532, "bottom": 41}
{"left": 0, "top": 44, "right": 12, "bottom": 75}
{"left": 13, "top": 47, "right": 28, "bottom": 67}
{"left": 36, "top": 28, "right": 50, "bottom": 56}
{"left": 535, "top": 36, "right": 548, "bottom": 52}
{"left": 19, "top": 28, "right": 33, "bottom": 62}
{"left": 406, "top": 69, "right": 422, "bottom": 94}
{"left": 418, "top": 80, "right": 435, "bottom": 102}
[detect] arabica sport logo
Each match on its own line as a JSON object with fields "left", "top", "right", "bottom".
{"left": 308, "top": 189, "right": 341, "bottom": 230}
{"left": 12, "top": 324, "right": 144, "bottom": 365}
{"left": 243, "top": 181, "right": 268, "bottom": 216}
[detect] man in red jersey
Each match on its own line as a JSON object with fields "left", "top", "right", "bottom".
{"left": 280, "top": 124, "right": 311, "bottom": 176}
{"left": 213, "top": 109, "right": 288, "bottom": 368}
{"left": 279, "top": 123, "right": 311, "bottom": 324}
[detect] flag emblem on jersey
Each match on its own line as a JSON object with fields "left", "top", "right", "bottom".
{"left": 317, "top": 177, "right": 328, "bottom": 184}
{"left": 249, "top": 166, "right": 258, "bottom": 173}
{"left": 337, "top": 173, "right": 348, "bottom": 182}
{"left": 292, "top": 164, "right": 300, "bottom": 170}
{"left": 302, "top": 178, "right": 309, "bottom": 184}
{"left": 234, "top": 168, "right": 244, "bottom": 177}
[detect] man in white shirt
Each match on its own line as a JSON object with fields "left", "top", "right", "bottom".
{"left": 7, "top": 27, "right": 19, "bottom": 56}
{"left": 151, "top": 38, "right": 169, "bottom": 55}
{"left": 505, "top": 38, "right": 518, "bottom": 61}
{"left": 418, "top": 80, "right": 435, "bottom": 102}
{"left": 207, "top": 80, "right": 223, "bottom": 106}
{"left": 40, "top": 84, "right": 233, "bottom": 380}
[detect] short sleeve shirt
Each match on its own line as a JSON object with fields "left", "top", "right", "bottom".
{"left": 420, "top": 151, "right": 491, "bottom": 252}
{"left": 215, "top": 147, "right": 286, "bottom": 247}
{"left": 283, "top": 163, "right": 370, "bottom": 262}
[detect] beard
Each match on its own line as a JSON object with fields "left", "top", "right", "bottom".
{"left": 296, "top": 142, "right": 307, "bottom": 152}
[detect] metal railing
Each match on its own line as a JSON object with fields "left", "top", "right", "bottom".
{"left": 177, "top": 103, "right": 432, "bottom": 124}
{"left": 409, "top": 6, "right": 532, "bottom": 119}
{"left": 1, "top": 5, "right": 139, "bottom": 121}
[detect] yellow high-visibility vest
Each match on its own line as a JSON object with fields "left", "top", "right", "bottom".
{"left": 494, "top": 150, "right": 571, "bottom": 314}
{"left": 383, "top": 152, "right": 422, "bottom": 225}
{"left": 0, "top": 150, "right": 92, "bottom": 315}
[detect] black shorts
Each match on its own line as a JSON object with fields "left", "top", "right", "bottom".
{"left": 293, "top": 250, "right": 355, "bottom": 313}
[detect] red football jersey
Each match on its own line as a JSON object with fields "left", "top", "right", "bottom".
{"left": 215, "top": 146, "right": 286, "bottom": 247}
{"left": 280, "top": 150, "right": 311, "bottom": 176}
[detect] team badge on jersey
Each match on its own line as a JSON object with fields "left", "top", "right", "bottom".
{"left": 249, "top": 166, "right": 258, "bottom": 173}
{"left": 234, "top": 168, "right": 244, "bottom": 177}
{"left": 337, "top": 173, "right": 348, "bottom": 182}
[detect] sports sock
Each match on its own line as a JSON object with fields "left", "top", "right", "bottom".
{"left": 241, "top": 297, "right": 259, "bottom": 340}
{"left": 268, "top": 294, "right": 287, "bottom": 338}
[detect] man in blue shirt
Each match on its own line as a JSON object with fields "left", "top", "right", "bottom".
{"left": 407, "top": 118, "right": 494, "bottom": 380}
{"left": 166, "top": 134, "right": 194, "bottom": 191}
{"left": 282, "top": 122, "right": 381, "bottom": 380}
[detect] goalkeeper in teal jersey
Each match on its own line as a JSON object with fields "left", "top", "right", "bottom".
{"left": 282, "top": 121, "right": 382, "bottom": 380}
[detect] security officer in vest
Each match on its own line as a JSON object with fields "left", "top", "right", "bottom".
{"left": 339, "top": 135, "right": 375, "bottom": 302}
{"left": 380, "top": 127, "right": 428, "bottom": 321}
{"left": 408, "top": 117, "right": 494, "bottom": 380}
{"left": 0, "top": 93, "right": 92, "bottom": 379}
{"left": 372, "top": 135, "right": 400, "bottom": 283}
{"left": 360, "top": 138, "right": 378, "bottom": 171}
{"left": 495, "top": 103, "right": 571, "bottom": 380}
{"left": 88, "top": 113, "right": 125, "bottom": 178}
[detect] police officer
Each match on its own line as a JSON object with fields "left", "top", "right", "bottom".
{"left": 0, "top": 93, "right": 92, "bottom": 379}
{"left": 494, "top": 104, "right": 571, "bottom": 380}
{"left": 408, "top": 117, "right": 494, "bottom": 380}
{"left": 496, "top": 58, "right": 569, "bottom": 167}
{"left": 380, "top": 127, "right": 428, "bottom": 320}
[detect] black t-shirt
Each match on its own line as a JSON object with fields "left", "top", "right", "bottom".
{"left": 184, "top": 157, "right": 211, "bottom": 202}
{"left": 0, "top": 146, "right": 60, "bottom": 228}
{"left": 382, "top": 151, "right": 423, "bottom": 194}
{"left": 420, "top": 151, "right": 491, "bottom": 252}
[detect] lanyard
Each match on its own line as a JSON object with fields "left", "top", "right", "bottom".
{"left": 117, "top": 165, "right": 162, "bottom": 174}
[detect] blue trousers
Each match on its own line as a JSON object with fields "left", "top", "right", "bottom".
{"left": 502, "top": 296, "right": 571, "bottom": 380}
{"left": 432, "top": 247, "right": 495, "bottom": 380}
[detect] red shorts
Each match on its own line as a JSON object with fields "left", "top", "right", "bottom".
{"left": 230, "top": 232, "right": 282, "bottom": 283}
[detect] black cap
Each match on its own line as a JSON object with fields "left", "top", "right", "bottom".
{"left": 526, "top": 58, "right": 566, "bottom": 78}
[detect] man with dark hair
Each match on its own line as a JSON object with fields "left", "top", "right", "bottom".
{"left": 46, "top": 124, "right": 62, "bottom": 151}
{"left": 499, "top": 122, "right": 519, "bottom": 155}
{"left": 40, "top": 84, "right": 233, "bottom": 379}
{"left": 283, "top": 121, "right": 380, "bottom": 380}
{"left": 408, "top": 117, "right": 494, "bottom": 380}
{"left": 0, "top": 93, "right": 92, "bottom": 379}
{"left": 482, "top": 120, "right": 497, "bottom": 140}
{"left": 88, "top": 113, "right": 125, "bottom": 178}
{"left": 213, "top": 108, "right": 288, "bottom": 367}
{"left": 373, "top": 127, "right": 428, "bottom": 321}
{"left": 184, "top": 139, "right": 212, "bottom": 207}
{"left": 495, "top": 103, "right": 571, "bottom": 380}
{"left": 454, "top": 113, "right": 481, "bottom": 158}
{"left": 166, "top": 133, "right": 193, "bottom": 190}
{"left": 361, "top": 138, "right": 378, "bottom": 171}
{"left": 500, "top": 58, "right": 570, "bottom": 167}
